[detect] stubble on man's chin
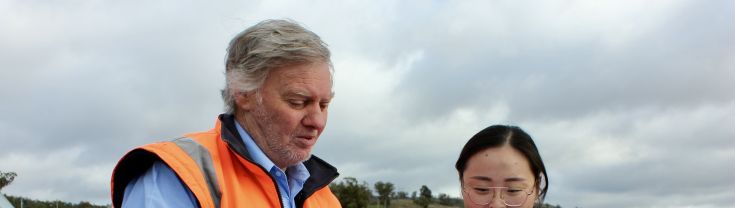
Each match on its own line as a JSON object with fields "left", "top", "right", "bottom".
{"left": 268, "top": 139, "right": 312, "bottom": 167}
{"left": 252, "top": 104, "right": 311, "bottom": 167}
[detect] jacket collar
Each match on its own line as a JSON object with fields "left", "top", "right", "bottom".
{"left": 217, "top": 114, "right": 339, "bottom": 202}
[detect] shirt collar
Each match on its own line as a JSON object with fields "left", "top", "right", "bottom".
{"left": 287, "top": 160, "right": 310, "bottom": 185}
{"left": 235, "top": 121, "right": 277, "bottom": 171}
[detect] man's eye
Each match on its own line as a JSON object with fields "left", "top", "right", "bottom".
{"left": 320, "top": 102, "right": 330, "bottom": 110}
{"left": 289, "top": 100, "right": 305, "bottom": 108}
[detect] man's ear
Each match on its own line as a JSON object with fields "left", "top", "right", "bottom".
{"left": 234, "top": 91, "right": 257, "bottom": 112}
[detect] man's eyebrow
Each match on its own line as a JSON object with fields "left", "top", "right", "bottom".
{"left": 289, "top": 91, "right": 310, "bottom": 97}
{"left": 284, "top": 91, "right": 334, "bottom": 101}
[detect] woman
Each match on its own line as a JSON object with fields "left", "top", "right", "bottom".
{"left": 455, "top": 125, "right": 548, "bottom": 208}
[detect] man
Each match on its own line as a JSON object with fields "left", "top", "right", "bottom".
{"left": 111, "top": 19, "right": 341, "bottom": 208}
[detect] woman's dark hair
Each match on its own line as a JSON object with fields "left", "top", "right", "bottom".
{"left": 455, "top": 125, "right": 549, "bottom": 203}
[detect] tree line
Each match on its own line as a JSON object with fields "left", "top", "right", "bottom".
{"left": 329, "top": 177, "right": 564, "bottom": 208}
{"left": 329, "top": 176, "right": 463, "bottom": 208}
{"left": 2, "top": 170, "right": 109, "bottom": 208}
{"left": 3, "top": 170, "right": 564, "bottom": 208}
{"left": 329, "top": 177, "right": 463, "bottom": 208}
{"left": 3, "top": 195, "right": 107, "bottom": 208}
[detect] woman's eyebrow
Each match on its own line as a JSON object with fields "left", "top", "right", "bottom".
{"left": 504, "top": 177, "right": 527, "bottom": 182}
{"left": 470, "top": 176, "right": 492, "bottom": 182}
{"left": 470, "top": 176, "right": 528, "bottom": 182}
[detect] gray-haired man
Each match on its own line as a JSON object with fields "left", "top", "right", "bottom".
{"left": 111, "top": 19, "right": 341, "bottom": 208}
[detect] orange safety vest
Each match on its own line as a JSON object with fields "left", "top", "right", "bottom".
{"left": 111, "top": 114, "right": 341, "bottom": 208}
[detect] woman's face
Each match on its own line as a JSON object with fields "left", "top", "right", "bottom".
{"left": 461, "top": 145, "right": 538, "bottom": 208}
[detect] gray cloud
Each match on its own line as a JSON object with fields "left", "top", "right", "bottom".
{"left": 394, "top": 0, "right": 735, "bottom": 122}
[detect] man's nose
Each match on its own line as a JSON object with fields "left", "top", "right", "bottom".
{"left": 302, "top": 104, "right": 327, "bottom": 131}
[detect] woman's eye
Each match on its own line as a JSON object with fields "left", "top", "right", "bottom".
{"left": 507, "top": 188, "right": 522, "bottom": 193}
{"left": 473, "top": 188, "right": 490, "bottom": 194}
{"left": 505, "top": 188, "right": 525, "bottom": 196}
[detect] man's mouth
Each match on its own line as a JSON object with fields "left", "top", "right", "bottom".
{"left": 294, "top": 135, "right": 317, "bottom": 147}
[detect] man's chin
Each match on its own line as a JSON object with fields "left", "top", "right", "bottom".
{"left": 282, "top": 150, "right": 312, "bottom": 166}
{"left": 298, "top": 153, "right": 313, "bottom": 163}
{"left": 293, "top": 150, "right": 312, "bottom": 162}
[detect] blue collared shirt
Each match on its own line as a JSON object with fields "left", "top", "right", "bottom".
{"left": 235, "top": 122, "right": 310, "bottom": 208}
{"left": 122, "top": 122, "right": 311, "bottom": 208}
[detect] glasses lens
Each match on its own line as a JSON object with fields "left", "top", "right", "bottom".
{"left": 465, "top": 186, "right": 530, "bottom": 206}
{"left": 502, "top": 188, "right": 529, "bottom": 206}
{"left": 465, "top": 187, "right": 492, "bottom": 205}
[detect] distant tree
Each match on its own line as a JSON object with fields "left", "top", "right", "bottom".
{"left": 78, "top": 201, "right": 95, "bottom": 208}
{"left": 330, "top": 177, "right": 372, "bottom": 208}
{"left": 0, "top": 171, "right": 17, "bottom": 190}
{"left": 411, "top": 191, "right": 417, "bottom": 200}
{"left": 540, "top": 203, "right": 563, "bottom": 208}
{"left": 435, "top": 193, "right": 464, "bottom": 207}
{"left": 394, "top": 191, "right": 408, "bottom": 199}
{"left": 437, "top": 193, "right": 452, "bottom": 206}
{"left": 413, "top": 185, "right": 432, "bottom": 208}
{"left": 374, "top": 181, "right": 395, "bottom": 207}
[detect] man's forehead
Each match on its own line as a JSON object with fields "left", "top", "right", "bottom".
{"left": 268, "top": 63, "right": 333, "bottom": 97}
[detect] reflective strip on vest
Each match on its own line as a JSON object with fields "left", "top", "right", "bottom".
{"left": 172, "top": 137, "right": 222, "bottom": 208}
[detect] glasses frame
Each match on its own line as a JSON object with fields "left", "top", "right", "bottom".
{"left": 462, "top": 185, "right": 534, "bottom": 207}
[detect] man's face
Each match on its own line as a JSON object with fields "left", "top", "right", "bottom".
{"left": 243, "top": 61, "right": 333, "bottom": 168}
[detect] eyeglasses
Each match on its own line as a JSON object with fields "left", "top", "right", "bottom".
{"left": 463, "top": 185, "right": 533, "bottom": 207}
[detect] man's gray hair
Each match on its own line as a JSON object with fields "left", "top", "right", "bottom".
{"left": 222, "top": 19, "right": 332, "bottom": 114}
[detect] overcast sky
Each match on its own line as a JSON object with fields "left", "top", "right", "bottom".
{"left": 1, "top": 0, "right": 734, "bottom": 207}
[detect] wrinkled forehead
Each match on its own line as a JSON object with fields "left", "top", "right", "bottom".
{"left": 268, "top": 62, "right": 334, "bottom": 96}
